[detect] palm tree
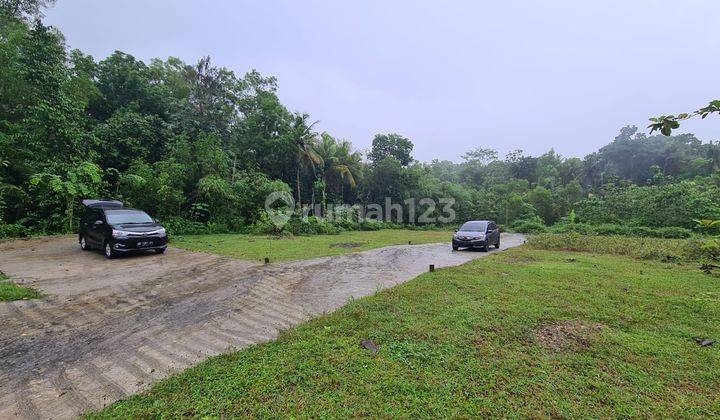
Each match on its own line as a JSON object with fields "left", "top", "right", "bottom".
{"left": 694, "top": 219, "right": 720, "bottom": 233}
{"left": 290, "top": 114, "right": 323, "bottom": 209}
{"left": 313, "top": 133, "right": 361, "bottom": 215}
{"left": 334, "top": 139, "right": 362, "bottom": 203}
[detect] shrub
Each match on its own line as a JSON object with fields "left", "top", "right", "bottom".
{"left": 286, "top": 216, "right": 342, "bottom": 235}
{"left": 512, "top": 220, "right": 547, "bottom": 234}
{"left": 527, "top": 233, "right": 689, "bottom": 262}
{"left": 655, "top": 226, "right": 693, "bottom": 239}
{"left": 161, "top": 217, "right": 208, "bottom": 236}
{"left": 360, "top": 219, "right": 385, "bottom": 231}
{"left": 544, "top": 223, "right": 693, "bottom": 239}
{"left": 0, "top": 223, "right": 29, "bottom": 239}
{"left": 205, "top": 221, "right": 232, "bottom": 234}
{"left": 384, "top": 222, "right": 406, "bottom": 230}
{"left": 574, "top": 182, "right": 720, "bottom": 229}
{"left": 548, "top": 222, "right": 594, "bottom": 235}
{"left": 511, "top": 216, "right": 547, "bottom": 234}
{"left": 248, "top": 212, "right": 289, "bottom": 235}
{"left": 329, "top": 206, "right": 361, "bottom": 231}
{"left": 417, "top": 223, "right": 438, "bottom": 231}
{"left": 684, "top": 238, "right": 720, "bottom": 262}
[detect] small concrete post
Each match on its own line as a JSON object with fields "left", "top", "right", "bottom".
{"left": 429, "top": 264, "right": 435, "bottom": 272}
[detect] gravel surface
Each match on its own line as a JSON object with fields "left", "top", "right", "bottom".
{"left": 0, "top": 233, "right": 525, "bottom": 419}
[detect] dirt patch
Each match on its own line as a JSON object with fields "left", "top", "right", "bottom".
{"left": 329, "top": 242, "right": 364, "bottom": 249}
{"left": 534, "top": 320, "right": 605, "bottom": 351}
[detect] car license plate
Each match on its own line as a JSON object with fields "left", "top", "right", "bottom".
{"left": 138, "top": 241, "right": 153, "bottom": 247}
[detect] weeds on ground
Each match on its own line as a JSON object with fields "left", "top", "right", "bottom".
{"left": 0, "top": 272, "right": 39, "bottom": 301}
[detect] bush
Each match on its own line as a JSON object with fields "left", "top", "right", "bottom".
{"left": 360, "top": 219, "right": 385, "bottom": 231}
{"left": 286, "top": 216, "right": 342, "bottom": 235}
{"left": 593, "top": 223, "right": 630, "bottom": 235}
{"left": 573, "top": 182, "right": 720, "bottom": 229}
{"left": 655, "top": 226, "right": 693, "bottom": 239}
{"left": 684, "top": 238, "right": 720, "bottom": 262}
{"left": 329, "top": 206, "right": 361, "bottom": 231}
{"left": 544, "top": 223, "right": 694, "bottom": 239}
{"left": 511, "top": 216, "right": 547, "bottom": 234}
{"left": 627, "top": 226, "right": 656, "bottom": 237}
{"left": 204, "top": 221, "right": 232, "bottom": 234}
{"left": 528, "top": 233, "right": 689, "bottom": 262}
{"left": 512, "top": 219, "right": 547, "bottom": 234}
{"left": 248, "top": 212, "right": 288, "bottom": 235}
{"left": 161, "top": 217, "right": 208, "bottom": 236}
{"left": 0, "top": 223, "right": 29, "bottom": 239}
{"left": 548, "top": 222, "right": 594, "bottom": 235}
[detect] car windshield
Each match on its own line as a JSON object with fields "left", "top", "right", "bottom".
{"left": 106, "top": 210, "right": 154, "bottom": 225}
{"left": 459, "top": 221, "right": 487, "bottom": 232}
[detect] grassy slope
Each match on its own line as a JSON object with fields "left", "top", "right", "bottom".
{"left": 171, "top": 229, "right": 452, "bottom": 262}
{"left": 0, "top": 272, "right": 39, "bottom": 301}
{"left": 92, "top": 247, "right": 720, "bottom": 418}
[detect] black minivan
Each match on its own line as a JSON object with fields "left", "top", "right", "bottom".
{"left": 79, "top": 199, "right": 168, "bottom": 259}
{"left": 452, "top": 220, "right": 500, "bottom": 251}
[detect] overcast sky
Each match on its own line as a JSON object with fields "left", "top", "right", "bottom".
{"left": 44, "top": 0, "right": 720, "bottom": 162}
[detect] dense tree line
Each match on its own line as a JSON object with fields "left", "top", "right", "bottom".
{"left": 1, "top": 4, "right": 719, "bottom": 237}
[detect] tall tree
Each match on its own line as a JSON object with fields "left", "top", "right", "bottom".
{"left": 0, "top": 0, "right": 55, "bottom": 20}
{"left": 289, "top": 114, "right": 322, "bottom": 208}
{"left": 313, "top": 133, "right": 361, "bottom": 213}
{"left": 368, "top": 133, "right": 413, "bottom": 166}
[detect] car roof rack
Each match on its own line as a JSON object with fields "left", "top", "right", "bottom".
{"left": 81, "top": 199, "right": 124, "bottom": 209}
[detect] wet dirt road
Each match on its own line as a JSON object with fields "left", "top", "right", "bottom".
{"left": 0, "top": 233, "right": 525, "bottom": 419}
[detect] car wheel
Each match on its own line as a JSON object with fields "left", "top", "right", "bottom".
{"left": 80, "top": 235, "right": 90, "bottom": 250}
{"left": 495, "top": 239, "right": 500, "bottom": 249}
{"left": 104, "top": 242, "right": 116, "bottom": 259}
{"left": 155, "top": 247, "right": 166, "bottom": 254}
{"left": 452, "top": 245, "right": 459, "bottom": 251}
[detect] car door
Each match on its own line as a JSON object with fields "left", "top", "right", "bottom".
{"left": 488, "top": 222, "right": 499, "bottom": 243}
{"left": 87, "top": 209, "right": 105, "bottom": 246}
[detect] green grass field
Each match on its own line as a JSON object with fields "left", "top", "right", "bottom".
{"left": 0, "top": 272, "right": 39, "bottom": 301}
{"left": 92, "top": 243, "right": 720, "bottom": 418}
{"left": 171, "top": 229, "right": 452, "bottom": 262}
{"left": 527, "top": 232, "right": 692, "bottom": 261}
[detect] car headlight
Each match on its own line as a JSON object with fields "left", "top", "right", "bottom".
{"left": 112, "top": 229, "right": 131, "bottom": 237}
{"left": 152, "top": 228, "right": 167, "bottom": 236}
{"left": 475, "top": 233, "right": 485, "bottom": 240}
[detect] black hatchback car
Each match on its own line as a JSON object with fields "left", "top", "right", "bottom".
{"left": 79, "top": 199, "right": 168, "bottom": 258}
{"left": 452, "top": 220, "right": 500, "bottom": 251}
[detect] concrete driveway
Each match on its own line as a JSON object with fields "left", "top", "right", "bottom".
{"left": 0, "top": 233, "right": 525, "bottom": 419}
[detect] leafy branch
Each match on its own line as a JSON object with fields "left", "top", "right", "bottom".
{"left": 648, "top": 100, "right": 720, "bottom": 135}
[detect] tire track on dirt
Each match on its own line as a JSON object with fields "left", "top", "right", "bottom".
{"left": 52, "top": 368, "right": 96, "bottom": 415}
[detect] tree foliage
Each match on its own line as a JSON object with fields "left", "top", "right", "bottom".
{"left": 649, "top": 100, "right": 720, "bottom": 135}
{"left": 1, "top": 10, "right": 720, "bottom": 237}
